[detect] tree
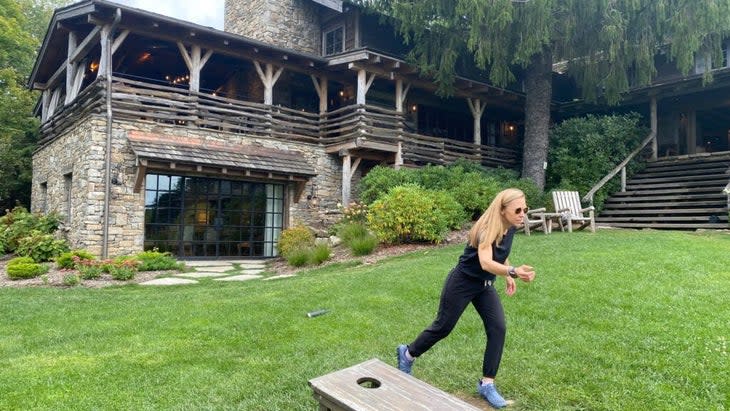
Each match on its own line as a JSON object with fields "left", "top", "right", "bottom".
{"left": 0, "top": 0, "right": 64, "bottom": 210}
{"left": 356, "top": 0, "right": 730, "bottom": 190}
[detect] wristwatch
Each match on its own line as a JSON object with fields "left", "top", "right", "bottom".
{"left": 507, "top": 266, "right": 518, "bottom": 278}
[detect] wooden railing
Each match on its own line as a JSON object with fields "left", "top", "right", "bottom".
{"left": 320, "top": 104, "right": 519, "bottom": 168}
{"left": 582, "top": 131, "right": 655, "bottom": 205}
{"left": 39, "top": 78, "right": 519, "bottom": 169}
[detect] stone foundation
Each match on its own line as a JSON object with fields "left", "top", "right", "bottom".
{"left": 32, "top": 114, "right": 345, "bottom": 257}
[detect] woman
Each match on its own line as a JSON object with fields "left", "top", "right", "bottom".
{"left": 396, "top": 188, "right": 536, "bottom": 409}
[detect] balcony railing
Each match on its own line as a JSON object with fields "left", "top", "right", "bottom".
{"left": 39, "top": 77, "right": 519, "bottom": 169}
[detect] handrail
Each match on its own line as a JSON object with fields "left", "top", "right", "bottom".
{"left": 582, "top": 131, "right": 655, "bottom": 205}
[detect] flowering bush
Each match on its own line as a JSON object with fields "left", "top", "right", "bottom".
{"left": 339, "top": 202, "right": 369, "bottom": 224}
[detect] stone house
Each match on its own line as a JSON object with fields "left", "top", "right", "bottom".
{"left": 27, "top": 0, "right": 730, "bottom": 258}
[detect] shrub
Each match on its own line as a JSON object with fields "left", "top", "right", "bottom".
{"left": 77, "top": 263, "right": 103, "bottom": 280}
{"left": 7, "top": 256, "right": 35, "bottom": 266}
{"left": 358, "top": 166, "right": 417, "bottom": 204}
{"left": 135, "top": 250, "right": 181, "bottom": 271}
{"left": 0, "top": 207, "right": 62, "bottom": 253}
{"left": 63, "top": 273, "right": 80, "bottom": 286}
{"left": 367, "top": 184, "right": 461, "bottom": 244}
{"left": 109, "top": 265, "right": 136, "bottom": 280}
{"left": 448, "top": 172, "right": 502, "bottom": 219}
{"left": 7, "top": 262, "right": 49, "bottom": 280}
{"left": 277, "top": 225, "right": 315, "bottom": 258}
{"left": 340, "top": 202, "right": 369, "bottom": 224}
{"left": 547, "top": 113, "right": 648, "bottom": 210}
{"left": 15, "top": 230, "right": 69, "bottom": 262}
{"left": 310, "top": 243, "right": 331, "bottom": 265}
{"left": 349, "top": 234, "right": 378, "bottom": 256}
{"left": 337, "top": 222, "right": 369, "bottom": 245}
{"left": 56, "top": 249, "right": 96, "bottom": 269}
{"left": 285, "top": 248, "right": 311, "bottom": 267}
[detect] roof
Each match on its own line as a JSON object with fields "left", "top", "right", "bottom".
{"left": 127, "top": 131, "right": 316, "bottom": 178}
{"left": 29, "top": 0, "right": 329, "bottom": 88}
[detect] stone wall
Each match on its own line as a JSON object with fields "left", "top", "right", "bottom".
{"left": 224, "top": 0, "right": 321, "bottom": 55}
{"left": 32, "top": 113, "right": 345, "bottom": 257}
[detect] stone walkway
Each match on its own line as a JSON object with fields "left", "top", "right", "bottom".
{"left": 139, "top": 259, "right": 288, "bottom": 286}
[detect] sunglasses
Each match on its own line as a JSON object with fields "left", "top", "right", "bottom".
{"left": 514, "top": 207, "right": 529, "bottom": 215}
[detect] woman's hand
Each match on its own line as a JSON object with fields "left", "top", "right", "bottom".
{"left": 516, "top": 265, "right": 535, "bottom": 282}
{"left": 505, "top": 276, "right": 516, "bottom": 296}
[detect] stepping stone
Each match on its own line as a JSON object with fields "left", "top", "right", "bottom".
{"left": 191, "top": 266, "right": 235, "bottom": 273}
{"left": 214, "top": 274, "right": 262, "bottom": 282}
{"left": 239, "top": 268, "right": 265, "bottom": 275}
{"left": 263, "top": 274, "right": 296, "bottom": 281}
{"left": 140, "top": 278, "right": 198, "bottom": 285}
{"left": 183, "top": 261, "right": 233, "bottom": 267}
{"left": 176, "top": 272, "right": 228, "bottom": 278}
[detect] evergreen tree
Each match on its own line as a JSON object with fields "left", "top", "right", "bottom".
{"left": 0, "top": 0, "right": 63, "bottom": 210}
{"left": 356, "top": 0, "right": 730, "bottom": 190}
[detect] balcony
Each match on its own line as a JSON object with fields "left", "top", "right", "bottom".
{"left": 39, "top": 76, "right": 519, "bottom": 169}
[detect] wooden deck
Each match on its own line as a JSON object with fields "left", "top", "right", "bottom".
{"left": 37, "top": 77, "right": 519, "bottom": 170}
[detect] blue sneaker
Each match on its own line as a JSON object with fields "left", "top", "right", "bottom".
{"left": 396, "top": 344, "right": 414, "bottom": 374}
{"left": 477, "top": 381, "right": 508, "bottom": 409}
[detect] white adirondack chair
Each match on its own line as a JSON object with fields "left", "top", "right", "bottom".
{"left": 522, "top": 207, "right": 548, "bottom": 235}
{"left": 551, "top": 191, "right": 596, "bottom": 233}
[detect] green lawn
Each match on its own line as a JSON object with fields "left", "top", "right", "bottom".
{"left": 1, "top": 229, "right": 728, "bottom": 410}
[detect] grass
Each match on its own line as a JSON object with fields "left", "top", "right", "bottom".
{"left": 0, "top": 229, "right": 728, "bottom": 410}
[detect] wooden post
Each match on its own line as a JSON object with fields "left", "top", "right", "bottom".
{"left": 177, "top": 43, "right": 213, "bottom": 93}
{"left": 394, "top": 79, "right": 409, "bottom": 170}
{"left": 64, "top": 32, "right": 78, "bottom": 104}
{"left": 311, "top": 75, "right": 328, "bottom": 114}
{"left": 467, "top": 98, "right": 486, "bottom": 146}
{"left": 254, "top": 61, "right": 284, "bottom": 105}
{"left": 342, "top": 152, "right": 351, "bottom": 207}
{"left": 98, "top": 26, "right": 128, "bottom": 80}
{"left": 356, "top": 69, "right": 375, "bottom": 105}
{"left": 395, "top": 79, "right": 410, "bottom": 112}
{"left": 650, "top": 95, "right": 657, "bottom": 160}
{"left": 688, "top": 110, "right": 697, "bottom": 155}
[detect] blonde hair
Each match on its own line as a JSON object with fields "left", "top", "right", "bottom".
{"left": 468, "top": 188, "right": 525, "bottom": 248}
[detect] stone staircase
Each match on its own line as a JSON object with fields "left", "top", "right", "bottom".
{"left": 597, "top": 152, "right": 730, "bottom": 230}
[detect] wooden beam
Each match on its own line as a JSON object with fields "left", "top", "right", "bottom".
{"left": 134, "top": 159, "right": 147, "bottom": 193}
{"left": 254, "top": 61, "right": 284, "bottom": 105}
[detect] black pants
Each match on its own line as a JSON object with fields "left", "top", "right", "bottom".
{"left": 408, "top": 267, "right": 506, "bottom": 378}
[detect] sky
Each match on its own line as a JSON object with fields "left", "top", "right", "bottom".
{"left": 113, "top": 0, "right": 224, "bottom": 30}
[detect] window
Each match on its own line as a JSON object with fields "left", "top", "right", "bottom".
{"left": 63, "top": 173, "right": 72, "bottom": 222}
{"left": 323, "top": 26, "right": 344, "bottom": 56}
{"left": 39, "top": 182, "right": 48, "bottom": 213}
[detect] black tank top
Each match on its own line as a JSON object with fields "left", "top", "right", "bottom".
{"left": 456, "top": 226, "right": 516, "bottom": 281}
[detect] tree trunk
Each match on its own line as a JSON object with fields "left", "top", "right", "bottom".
{"left": 522, "top": 48, "right": 553, "bottom": 192}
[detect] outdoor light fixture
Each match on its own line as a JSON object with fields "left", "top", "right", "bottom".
{"left": 307, "top": 183, "right": 319, "bottom": 208}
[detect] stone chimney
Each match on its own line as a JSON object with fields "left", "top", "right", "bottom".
{"left": 224, "top": 0, "right": 321, "bottom": 55}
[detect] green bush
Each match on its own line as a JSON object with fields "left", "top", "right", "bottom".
{"left": 337, "top": 222, "right": 369, "bottom": 245}
{"left": 56, "top": 249, "right": 96, "bottom": 269}
{"left": 285, "top": 248, "right": 311, "bottom": 267}
{"left": 109, "top": 264, "right": 136, "bottom": 281}
{"left": 15, "top": 230, "right": 69, "bottom": 262}
{"left": 277, "top": 225, "right": 315, "bottom": 258}
{"left": 547, "top": 113, "right": 648, "bottom": 210}
{"left": 310, "top": 243, "right": 331, "bottom": 265}
{"left": 7, "top": 256, "right": 35, "bottom": 266}
{"left": 367, "top": 184, "right": 463, "bottom": 244}
{"left": 63, "top": 273, "right": 80, "bottom": 286}
{"left": 135, "top": 250, "right": 181, "bottom": 271}
{"left": 7, "top": 262, "right": 49, "bottom": 280}
{"left": 447, "top": 172, "right": 501, "bottom": 219}
{"left": 358, "top": 166, "right": 417, "bottom": 204}
{"left": 0, "top": 207, "right": 62, "bottom": 253}
{"left": 77, "top": 263, "right": 103, "bottom": 280}
{"left": 337, "top": 222, "right": 378, "bottom": 256}
{"left": 349, "top": 234, "right": 378, "bottom": 256}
